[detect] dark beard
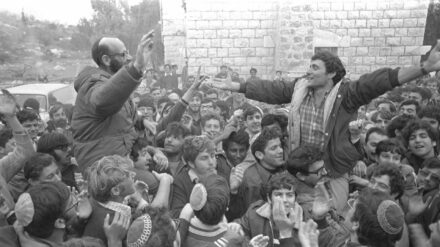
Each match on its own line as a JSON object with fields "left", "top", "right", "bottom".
{"left": 109, "top": 58, "right": 124, "bottom": 74}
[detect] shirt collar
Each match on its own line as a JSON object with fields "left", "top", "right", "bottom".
{"left": 188, "top": 169, "right": 199, "bottom": 184}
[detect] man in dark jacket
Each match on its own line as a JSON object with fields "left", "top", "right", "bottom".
{"left": 71, "top": 34, "right": 154, "bottom": 170}
{"left": 210, "top": 42, "right": 440, "bottom": 213}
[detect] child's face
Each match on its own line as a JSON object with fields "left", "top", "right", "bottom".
{"left": 134, "top": 147, "right": 152, "bottom": 169}
{"left": 376, "top": 151, "right": 401, "bottom": 166}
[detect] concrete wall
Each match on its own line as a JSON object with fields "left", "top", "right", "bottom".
{"left": 162, "top": 0, "right": 430, "bottom": 80}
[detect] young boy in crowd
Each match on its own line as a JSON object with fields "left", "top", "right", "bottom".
{"left": 402, "top": 120, "right": 438, "bottom": 173}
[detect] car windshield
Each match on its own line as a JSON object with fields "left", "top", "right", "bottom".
{"left": 11, "top": 94, "right": 47, "bottom": 112}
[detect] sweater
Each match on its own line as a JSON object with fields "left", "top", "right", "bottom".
{"left": 183, "top": 217, "right": 228, "bottom": 247}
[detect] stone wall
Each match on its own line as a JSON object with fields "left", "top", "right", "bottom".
{"left": 162, "top": 0, "right": 430, "bottom": 80}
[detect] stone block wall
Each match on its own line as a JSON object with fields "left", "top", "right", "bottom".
{"left": 309, "top": 0, "right": 429, "bottom": 78}
{"left": 162, "top": 0, "right": 430, "bottom": 80}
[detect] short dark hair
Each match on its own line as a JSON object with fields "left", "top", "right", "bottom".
{"left": 165, "top": 122, "right": 190, "bottom": 139}
{"left": 24, "top": 153, "right": 56, "bottom": 181}
{"left": 24, "top": 181, "right": 70, "bottom": 238}
{"left": 130, "top": 207, "right": 176, "bottom": 247}
{"left": 164, "top": 64, "right": 171, "bottom": 69}
{"left": 399, "top": 99, "right": 420, "bottom": 113}
{"left": 49, "top": 103, "right": 64, "bottom": 119}
{"left": 130, "top": 138, "right": 152, "bottom": 162}
{"left": 371, "top": 111, "right": 395, "bottom": 124}
{"left": 386, "top": 114, "right": 415, "bottom": 138}
{"left": 23, "top": 98, "right": 40, "bottom": 112}
{"left": 402, "top": 120, "right": 439, "bottom": 146}
{"left": 91, "top": 37, "right": 111, "bottom": 67}
{"left": 409, "top": 86, "right": 432, "bottom": 101}
{"left": 201, "top": 112, "right": 223, "bottom": 129}
{"left": 261, "top": 114, "right": 288, "bottom": 129}
{"left": 353, "top": 188, "right": 403, "bottom": 246}
{"left": 250, "top": 68, "right": 257, "bottom": 73}
{"left": 16, "top": 109, "right": 39, "bottom": 124}
{"left": 375, "top": 100, "right": 397, "bottom": 113}
{"left": 375, "top": 139, "right": 404, "bottom": 156}
{"left": 286, "top": 146, "right": 323, "bottom": 176}
{"left": 260, "top": 173, "right": 296, "bottom": 202}
{"left": 183, "top": 135, "right": 215, "bottom": 163}
{"left": 206, "top": 89, "right": 218, "bottom": 96}
{"left": 222, "top": 128, "right": 250, "bottom": 153}
{"left": 37, "top": 132, "right": 69, "bottom": 161}
{"left": 365, "top": 127, "right": 387, "bottom": 144}
{"left": 138, "top": 98, "right": 155, "bottom": 111}
{"left": 371, "top": 164, "right": 404, "bottom": 199}
{"left": 311, "top": 51, "right": 346, "bottom": 84}
{"left": 251, "top": 128, "right": 281, "bottom": 161}
{"left": 243, "top": 106, "right": 262, "bottom": 121}
{"left": 201, "top": 98, "right": 214, "bottom": 105}
{"left": 419, "top": 105, "right": 440, "bottom": 123}
{"left": 0, "top": 128, "right": 12, "bottom": 148}
{"left": 157, "top": 96, "right": 170, "bottom": 106}
{"left": 194, "top": 174, "right": 230, "bottom": 225}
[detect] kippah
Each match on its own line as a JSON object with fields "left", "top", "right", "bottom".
{"left": 377, "top": 200, "right": 404, "bottom": 235}
{"left": 127, "top": 214, "right": 152, "bottom": 247}
{"left": 190, "top": 183, "right": 208, "bottom": 211}
{"left": 15, "top": 193, "right": 34, "bottom": 227}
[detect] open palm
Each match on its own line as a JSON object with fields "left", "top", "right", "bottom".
{"left": 0, "top": 90, "right": 18, "bottom": 116}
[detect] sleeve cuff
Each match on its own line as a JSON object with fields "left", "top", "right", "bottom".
{"left": 126, "top": 63, "right": 143, "bottom": 80}
{"left": 390, "top": 67, "right": 400, "bottom": 87}
{"left": 315, "top": 217, "right": 329, "bottom": 229}
{"left": 238, "top": 82, "right": 246, "bottom": 93}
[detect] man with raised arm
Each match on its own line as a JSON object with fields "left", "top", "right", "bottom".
{"left": 71, "top": 33, "right": 161, "bottom": 170}
{"left": 209, "top": 42, "right": 440, "bottom": 213}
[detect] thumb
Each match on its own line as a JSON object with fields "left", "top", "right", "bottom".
{"left": 104, "top": 214, "right": 110, "bottom": 228}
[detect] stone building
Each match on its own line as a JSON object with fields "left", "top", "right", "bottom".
{"left": 161, "top": 0, "right": 430, "bottom": 80}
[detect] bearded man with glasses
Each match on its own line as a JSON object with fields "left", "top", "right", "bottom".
{"left": 71, "top": 32, "right": 164, "bottom": 172}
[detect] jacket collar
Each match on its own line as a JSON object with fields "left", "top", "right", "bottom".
{"left": 255, "top": 201, "right": 303, "bottom": 229}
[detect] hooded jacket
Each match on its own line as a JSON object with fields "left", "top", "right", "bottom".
{"left": 71, "top": 64, "right": 141, "bottom": 170}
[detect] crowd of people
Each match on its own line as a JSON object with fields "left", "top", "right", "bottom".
{"left": 2, "top": 30, "right": 440, "bottom": 247}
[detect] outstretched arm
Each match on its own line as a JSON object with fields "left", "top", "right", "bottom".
{"left": 209, "top": 74, "right": 295, "bottom": 105}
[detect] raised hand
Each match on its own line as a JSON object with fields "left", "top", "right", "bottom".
{"left": 408, "top": 194, "right": 432, "bottom": 217}
{"left": 424, "top": 40, "right": 440, "bottom": 72}
{"left": 0, "top": 89, "right": 18, "bottom": 117}
{"left": 133, "top": 30, "right": 155, "bottom": 73}
{"left": 103, "top": 212, "right": 130, "bottom": 244}
{"left": 311, "top": 183, "right": 332, "bottom": 220}
{"left": 153, "top": 150, "right": 169, "bottom": 171}
{"left": 76, "top": 190, "right": 92, "bottom": 219}
{"left": 298, "top": 219, "right": 319, "bottom": 247}
{"left": 209, "top": 73, "right": 240, "bottom": 91}
{"left": 229, "top": 166, "right": 244, "bottom": 194}
{"left": 228, "top": 222, "right": 244, "bottom": 236}
{"left": 272, "top": 197, "right": 295, "bottom": 238}
{"left": 249, "top": 234, "right": 270, "bottom": 247}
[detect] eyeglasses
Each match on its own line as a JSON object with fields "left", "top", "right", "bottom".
{"left": 308, "top": 166, "right": 327, "bottom": 175}
{"left": 22, "top": 123, "right": 39, "bottom": 128}
{"left": 54, "top": 144, "right": 69, "bottom": 152}
{"left": 109, "top": 50, "right": 129, "bottom": 59}
{"left": 347, "top": 198, "right": 356, "bottom": 210}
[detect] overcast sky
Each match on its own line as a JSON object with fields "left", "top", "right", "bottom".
{"left": 0, "top": 0, "right": 143, "bottom": 25}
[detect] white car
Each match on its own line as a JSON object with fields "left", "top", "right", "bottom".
{"left": 3, "top": 83, "right": 77, "bottom": 122}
